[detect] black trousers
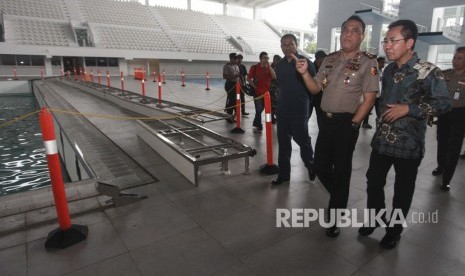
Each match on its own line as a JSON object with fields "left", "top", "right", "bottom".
{"left": 314, "top": 113, "right": 359, "bottom": 217}
{"left": 309, "top": 92, "right": 323, "bottom": 129}
{"left": 365, "top": 151, "right": 422, "bottom": 235}
{"left": 436, "top": 107, "right": 465, "bottom": 185}
{"left": 224, "top": 80, "right": 237, "bottom": 115}
{"left": 277, "top": 116, "right": 314, "bottom": 179}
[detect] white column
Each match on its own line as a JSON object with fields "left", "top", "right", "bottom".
{"left": 44, "top": 57, "right": 53, "bottom": 77}
{"left": 371, "top": 23, "right": 382, "bottom": 55}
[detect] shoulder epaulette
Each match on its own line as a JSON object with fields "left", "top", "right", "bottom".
{"left": 362, "top": 52, "right": 376, "bottom": 59}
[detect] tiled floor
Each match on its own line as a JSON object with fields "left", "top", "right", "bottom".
{"left": 1, "top": 78, "right": 464, "bottom": 275}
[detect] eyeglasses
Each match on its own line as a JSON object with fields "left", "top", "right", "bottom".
{"left": 381, "top": 38, "right": 407, "bottom": 46}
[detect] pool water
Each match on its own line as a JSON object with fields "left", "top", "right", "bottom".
{"left": 0, "top": 79, "right": 226, "bottom": 196}
{"left": 0, "top": 95, "right": 50, "bottom": 196}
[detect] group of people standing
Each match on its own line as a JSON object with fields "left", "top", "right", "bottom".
{"left": 222, "top": 52, "right": 280, "bottom": 131}
{"left": 224, "top": 14, "right": 462, "bottom": 250}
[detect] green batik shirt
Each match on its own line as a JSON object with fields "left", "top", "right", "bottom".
{"left": 371, "top": 53, "right": 451, "bottom": 159}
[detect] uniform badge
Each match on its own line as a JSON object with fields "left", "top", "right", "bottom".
{"left": 370, "top": 67, "right": 378, "bottom": 75}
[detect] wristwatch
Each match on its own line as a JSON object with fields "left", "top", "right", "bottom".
{"left": 351, "top": 122, "right": 360, "bottom": 130}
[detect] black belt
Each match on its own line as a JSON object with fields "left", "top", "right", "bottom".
{"left": 323, "top": 112, "right": 354, "bottom": 120}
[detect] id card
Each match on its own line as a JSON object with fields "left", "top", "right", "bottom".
{"left": 454, "top": 91, "right": 461, "bottom": 100}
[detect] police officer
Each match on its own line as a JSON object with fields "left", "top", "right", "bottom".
{"left": 432, "top": 46, "right": 465, "bottom": 191}
{"left": 294, "top": 15, "right": 378, "bottom": 238}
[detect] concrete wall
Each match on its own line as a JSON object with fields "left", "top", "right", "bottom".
{"left": 0, "top": 80, "right": 31, "bottom": 94}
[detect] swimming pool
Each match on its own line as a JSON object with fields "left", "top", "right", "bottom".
{"left": 0, "top": 95, "right": 50, "bottom": 196}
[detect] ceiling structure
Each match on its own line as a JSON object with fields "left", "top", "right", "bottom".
{"left": 202, "top": 0, "right": 287, "bottom": 9}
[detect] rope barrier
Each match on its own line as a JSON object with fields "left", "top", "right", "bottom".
{"left": 0, "top": 80, "right": 265, "bottom": 129}
{"left": 161, "top": 80, "right": 256, "bottom": 109}
{"left": 0, "top": 109, "right": 41, "bottom": 129}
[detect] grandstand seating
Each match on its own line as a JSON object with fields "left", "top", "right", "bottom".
{"left": 0, "top": 0, "right": 69, "bottom": 20}
{"left": 91, "top": 24, "right": 178, "bottom": 51}
{"left": 173, "top": 33, "right": 236, "bottom": 54}
{"left": 153, "top": 6, "right": 224, "bottom": 35}
{"left": 4, "top": 16, "right": 75, "bottom": 47}
{"left": 0, "top": 0, "right": 283, "bottom": 55}
{"left": 78, "top": 0, "right": 159, "bottom": 28}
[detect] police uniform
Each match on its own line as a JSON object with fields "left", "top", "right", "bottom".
{"left": 313, "top": 50, "right": 379, "bottom": 221}
{"left": 435, "top": 68, "right": 465, "bottom": 189}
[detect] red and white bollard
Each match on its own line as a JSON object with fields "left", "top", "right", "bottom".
{"left": 120, "top": 71, "right": 125, "bottom": 92}
{"left": 39, "top": 107, "right": 88, "bottom": 249}
{"left": 259, "top": 91, "right": 279, "bottom": 175}
{"left": 162, "top": 69, "right": 166, "bottom": 84}
{"left": 205, "top": 71, "right": 210, "bottom": 91}
{"left": 140, "top": 72, "right": 150, "bottom": 104}
{"left": 106, "top": 69, "right": 111, "bottom": 87}
{"left": 73, "top": 67, "right": 77, "bottom": 81}
{"left": 90, "top": 68, "right": 94, "bottom": 83}
{"left": 97, "top": 69, "right": 101, "bottom": 85}
{"left": 157, "top": 73, "right": 163, "bottom": 107}
{"left": 13, "top": 66, "right": 18, "bottom": 80}
{"left": 181, "top": 67, "right": 186, "bottom": 87}
{"left": 152, "top": 70, "right": 157, "bottom": 82}
{"left": 79, "top": 67, "right": 83, "bottom": 82}
{"left": 231, "top": 80, "right": 245, "bottom": 133}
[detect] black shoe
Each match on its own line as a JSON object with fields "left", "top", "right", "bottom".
{"left": 358, "top": 226, "right": 377, "bottom": 236}
{"left": 460, "top": 153, "right": 465, "bottom": 160}
{"left": 432, "top": 167, "right": 443, "bottom": 176}
{"left": 379, "top": 233, "right": 401, "bottom": 249}
{"left": 271, "top": 177, "right": 289, "bottom": 185}
{"left": 226, "top": 118, "right": 235, "bottom": 124}
{"left": 308, "top": 170, "right": 316, "bottom": 181}
{"left": 325, "top": 226, "right": 340, "bottom": 238}
{"left": 272, "top": 119, "right": 277, "bottom": 124}
{"left": 440, "top": 183, "right": 450, "bottom": 191}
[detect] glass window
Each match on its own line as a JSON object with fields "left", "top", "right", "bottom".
{"left": 31, "top": 56, "right": 45, "bottom": 66}
{"left": 85, "top": 57, "right": 97, "bottom": 66}
{"left": 108, "top": 58, "right": 118, "bottom": 67}
{"left": 0, "top": 55, "right": 16, "bottom": 65}
{"left": 97, "top": 57, "right": 107, "bottom": 66}
{"left": 16, "top": 55, "right": 31, "bottom": 66}
{"left": 51, "top": 56, "right": 61, "bottom": 66}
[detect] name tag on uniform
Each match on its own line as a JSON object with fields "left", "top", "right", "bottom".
{"left": 454, "top": 90, "right": 461, "bottom": 100}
